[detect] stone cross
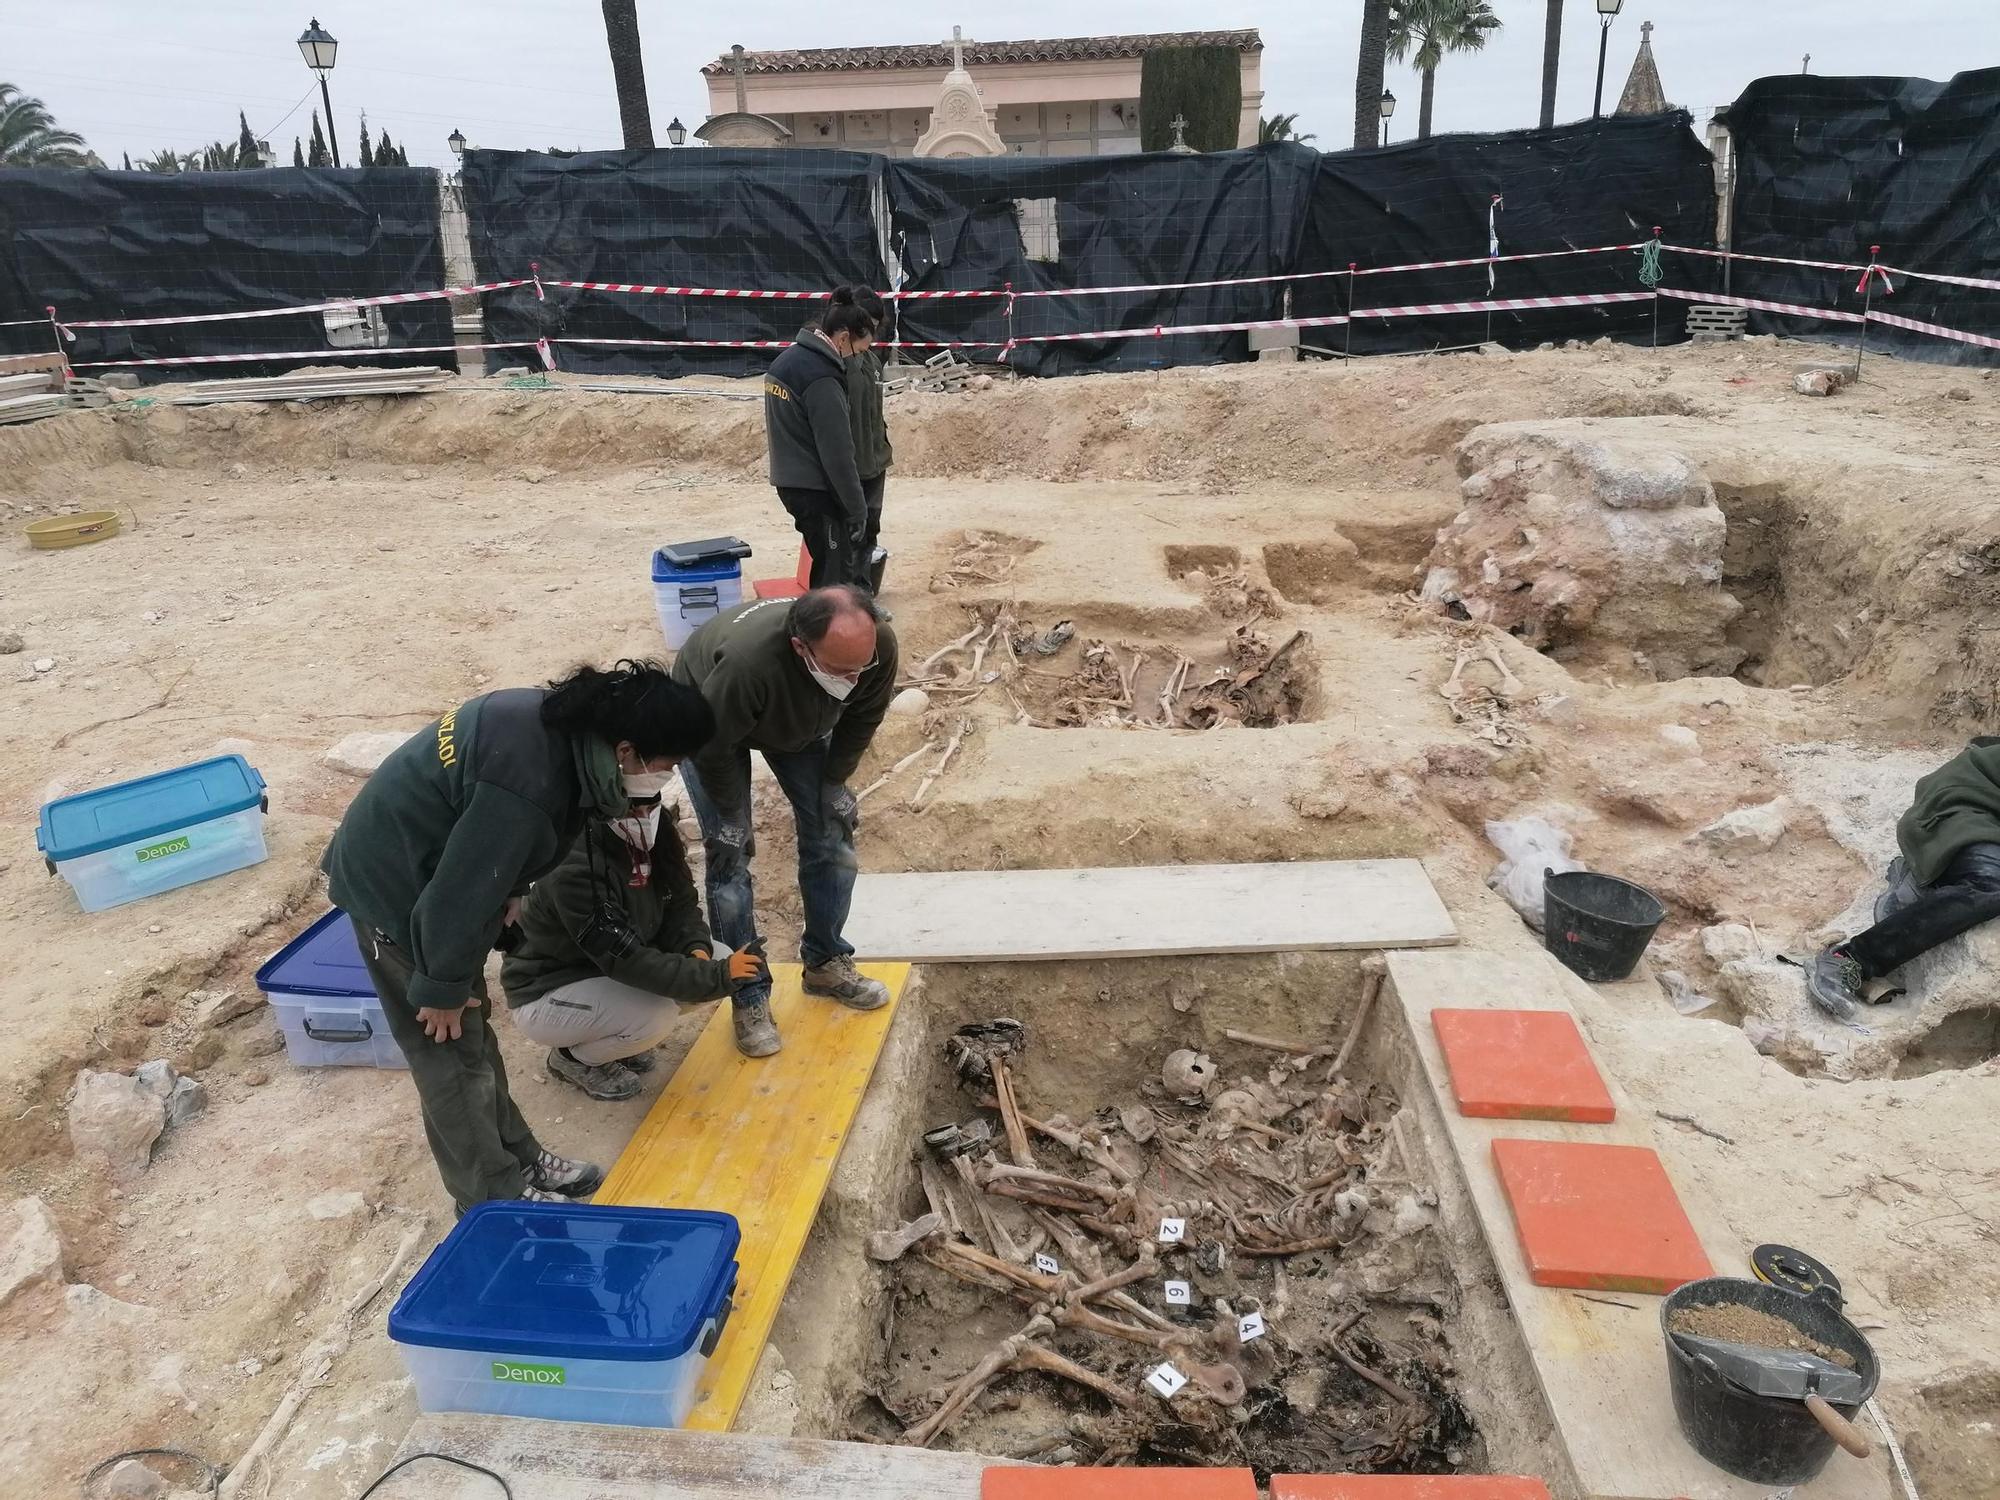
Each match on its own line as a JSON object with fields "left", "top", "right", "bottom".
{"left": 730, "top": 43, "right": 749, "bottom": 114}
{"left": 1641, "top": 20, "right": 1653, "bottom": 42}
{"left": 1170, "top": 114, "right": 1189, "bottom": 149}
{"left": 951, "top": 25, "right": 966, "bottom": 72}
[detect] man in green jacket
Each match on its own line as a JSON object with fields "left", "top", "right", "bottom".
{"left": 672, "top": 586, "right": 899, "bottom": 1057}
{"left": 1808, "top": 736, "right": 2000, "bottom": 1017}
{"left": 501, "top": 799, "right": 768, "bottom": 1099}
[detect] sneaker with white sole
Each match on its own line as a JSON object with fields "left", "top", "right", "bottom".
{"left": 526, "top": 1148, "right": 603, "bottom": 1198}
{"left": 546, "top": 1047, "right": 643, "bottom": 1102}
{"left": 520, "top": 1185, "right": 571, "bottom": 1203}
{"left": 733, "top": 997, "right": 782, "bottom": 1058}
{"left": 803, "top": 956, "right": 890, "bottom": 1010}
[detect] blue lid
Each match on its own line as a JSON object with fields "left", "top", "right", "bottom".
{"left": 651, "top": 548, "right": 743, "bottom": 584}
{"left": 36, "top": 754, "right": 266, "bottom": 862}
{"left": 256, "top": 907, "right": 373, "bottom": 998}
{"left": 389, "top": 1202, "right": 740, "bottom": 1361}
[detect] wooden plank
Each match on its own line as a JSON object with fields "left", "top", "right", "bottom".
{"left": 1388, "top": 945, "right": 1889, "bottom": 1500}
{"left": 594, "top": 961, "right": 912, "bottom": 1432}
{"left": 845, "top": 860, "right": 1456, "bottom": 962}
{"left": 391, "top": 1413, "right": 1001, "bottom": 1499}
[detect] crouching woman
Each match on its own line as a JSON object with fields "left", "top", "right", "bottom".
{"left": 502, "top": 791, "right": 768, "bottom": 1100}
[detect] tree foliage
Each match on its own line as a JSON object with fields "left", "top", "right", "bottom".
{"left": 1389, "top": 0, "right": 1503, "bottom": 139}
{"left": 1138, "top": 45, "right": 1242, "bottom": 153}
{"left": 308, "top": 110, "right": 330, "bottom": 167}
{"left": 358, "top": 119, "right": 374, "bottom": 167}
{"left": 1258, "top": 112, "right": 1316, "bottom": 145}
{"left": 237, "top": 109, "right": 262, "bottom": 167}
{"left": 0, "top": 83, "right": 90, "bottom": 167}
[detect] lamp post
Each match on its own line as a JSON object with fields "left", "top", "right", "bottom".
{"left": 298, "top": 17, "right": 341, "bottom": 166}
{"left": 1380, "top": 88, "right": 1397, "bottom": 146}
{"left": 447, "top": 128, "right": 467, "bottom": 157}
{"left": 1593, "top": 0, "right": 1625, "bottom": 119}
{"left": 667, "top": 117, "right": 687, "bottom": 147}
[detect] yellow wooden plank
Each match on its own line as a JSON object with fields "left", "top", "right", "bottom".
{"left": 594, "top": 961, "right": 912, "bottom": 1433}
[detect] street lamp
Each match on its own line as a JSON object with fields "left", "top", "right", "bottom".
{"left": 666, "top": 117, "right": 687, "bottom": 147}
{"left": 1380, "top": 88, "right": 1397, "bottom": 146}
{"left": 1593, "top": 0, "right": 1625, "bottom": 120}
{"left": 298, "top": 18, "right": 342, "bottom": 166}
{"left": 448, "top": 128, "right": 467, "bottom": 156}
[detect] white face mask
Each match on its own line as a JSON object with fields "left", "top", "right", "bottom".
{"left": 621, "top": 768, "right": 675, "bottom": 798}
{"left": 806, "top": 666, "right": 857, "bottom": 702}
{"left": 609, "top": 803, "right": 662, "bottom": 850}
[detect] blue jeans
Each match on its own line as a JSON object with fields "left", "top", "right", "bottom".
{"left": 680, "top": 741, "right": 857, "bottom": 1005}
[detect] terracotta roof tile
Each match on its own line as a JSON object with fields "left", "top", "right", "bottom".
{"left": 703, "top": 30, "right": 1261, "bottom": 76}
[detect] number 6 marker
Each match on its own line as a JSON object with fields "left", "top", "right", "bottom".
{"left": 1164, "top": 1279, "right": 1192, "bottom": 1305}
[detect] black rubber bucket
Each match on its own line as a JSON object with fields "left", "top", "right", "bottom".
{"left": 1661, "top": 1277, "right": 1880, "bottom": 1486}
{"left": 1542, "top": 871, "right": 1666, "bottom": 982}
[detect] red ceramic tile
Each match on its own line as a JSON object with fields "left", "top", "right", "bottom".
{"left": 1273, "top": 1478, "right": 1554, "bottom": 1500}
{"left": 984, "top": 1468, "right": 1258, "bottom": 1500}
{"left": 1492, "top": 1138, "right": 1713, "bottom": 1294}
{"left": 1432, "top": 1008, "right": 1616, "bottom": 1123}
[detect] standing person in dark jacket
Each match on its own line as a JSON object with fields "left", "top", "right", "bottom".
{"left": 501, "top": 792, "right": 768, "bottom": 1100}
{"left": 320, "top": 660, "right": 715, "bottom": 1212}
{"left": 672, "top": 586, "right": 899, "bottom": 1057}
{"left": 1807, "top": 736, "right": 2000, "bottom": 1017}
{"left": 763, "top": 287, "right": 876, "bottom": 589}
{"left": 846, "top": 287, "right": 893, "bottom": 594}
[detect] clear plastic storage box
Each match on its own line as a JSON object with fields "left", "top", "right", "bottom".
{"left": 652, "top": 547, "right": 745, "bottom": 651}
{"left": 36, "top": 754, "right": 268, "bottom": 912}
{"left": 389, "top": 1201, "right": 739, "bottom": 1428}
{"left": 256, "top": 908, "right": 405, "bottom": 1069}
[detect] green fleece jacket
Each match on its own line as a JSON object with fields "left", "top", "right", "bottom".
{"left": 499, "top": 820, "right": 733, "bottom": 1009}
{"left": 1897, "top": 736, "right": 2000, "bottom": 886}
{"left": 320, "top": 689, "right": 627, "bottom": 1010}
{"left": 845, "top": 347, "right": 892, "bottom": 481}
{"left": 671, "top": 597, "right": 899, "bottom": 819}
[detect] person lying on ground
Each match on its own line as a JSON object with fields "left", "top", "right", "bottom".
{"left": 1807, "top": 735, "right": 2000, "bottom": 1018}
{"left": 672, "top": 585, "right": 899, "bottom": 1058}
{"left": 320, "top": 660, "right": 715, "bottom": 1215}
{"left": 500, "top": 789, "right": 768, "bottom": 1100}
{"left": 764, "top": 286, "right": 876, "bottom": 590}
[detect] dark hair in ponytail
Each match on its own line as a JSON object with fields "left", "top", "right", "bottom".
{"left": 541, "top": 658, "right": 715, "bottom": 761}
{"left": 820, "top": 284, "right": 878, "bottom": 341}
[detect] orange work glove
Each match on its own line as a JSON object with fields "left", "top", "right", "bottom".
{"left": 727, "top": 948, "right": 768, "bottom": 984}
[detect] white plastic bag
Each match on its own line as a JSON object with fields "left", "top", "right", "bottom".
{"left": 1484, "top": 816, "right": 1584, "bottom": 931}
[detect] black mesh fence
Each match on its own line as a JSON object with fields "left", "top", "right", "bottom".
{"left": 0, "top": 167, "right": 448, "bottom": 378}
{"left": 461, "top": 147, "right": 883, "bottom": 377}
{"left": 1718, "top": 68, "right": 2000, "bottom": 365}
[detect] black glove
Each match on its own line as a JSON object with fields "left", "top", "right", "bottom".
{"left": 822, "top": 782, "right": 860, "bottom": 837}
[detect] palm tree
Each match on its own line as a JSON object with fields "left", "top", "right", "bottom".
{"left": 0, "top": 83, "right": 90, "bottom": 167}
{"left": 600, "top": 0, "right": 654, "bottom": 149}
{"left": 1540, "top": 1, "right": 1564, "bottom": 128}
{"left": 1354, "top": 0, "right": 1393, "bottom": 149}
{"left": 1388, "top": 0, "right": 1503, "bottom": 140}
{"left": 1259, "top": 112, "right": 1317, "bottom": 145}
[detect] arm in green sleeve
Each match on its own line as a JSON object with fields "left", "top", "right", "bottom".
{"left": 686, "top": 665, "right": 764, "bottom": 822}
{"left": 652, "top": 828, "right": 714, "bottom": 957}
{"left": 538, "top": 836, "right": 731, "bottom": 1002}
{"left": 825, "top": 624, "right": 900, "bottom": 784}
{"left": 406, "top": 782, "right": 556, "bottom": 1010}
{"left": 803, "top": 375, "right": 867, "bottom": 529}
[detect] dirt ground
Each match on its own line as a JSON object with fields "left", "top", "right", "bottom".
{"left": 0, "top": 337, "right": 1996, "bottom": 1499}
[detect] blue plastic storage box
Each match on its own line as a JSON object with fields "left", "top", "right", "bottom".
{"left": 255, "top": 908, "right": 405, "bottom": 1070}
{"left": 652, "top": 547, "right": 744, "bottom": 652}
{"left": 37, "top": 754, "right": 268, "bottom": 912}
{"left": 389, "top": 1201, "right": 739, "bottom": 1428}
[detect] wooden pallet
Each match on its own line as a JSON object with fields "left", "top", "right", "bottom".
{"left": 1685, "top": 305, "right": 1748, "bottom": 341}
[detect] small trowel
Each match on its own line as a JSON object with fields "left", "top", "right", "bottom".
{"left": 1673, "top": 1334, "right": 1873, "bottom": 1458}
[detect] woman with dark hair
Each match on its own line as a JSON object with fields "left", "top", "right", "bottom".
{"left": 845, "top": 287, "right": 892, "bottom": 597}
{"left": 762, "top": 286, "right": 878, "bottom": 588}
{"left": 320, "top": 660, "right": 714, "bottom": 1214}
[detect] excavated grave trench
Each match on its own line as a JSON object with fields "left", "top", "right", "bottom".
{"left": 764, "top": 955, "right": 1534, "bottom": 1484}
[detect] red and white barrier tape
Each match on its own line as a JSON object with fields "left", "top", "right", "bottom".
{"left": 1863, "top": 309, "right": 2000, "bottom": 352}
{"left": 68, "top": 341, "right": 537, "bottom": 369}
{"left": 1355, "top": 290, "right": 1654, "bottom": 319}
{"left": 1656, "top": 287, "right": 1866, "bottom": 324}
{"left": 56, "top": 280, "right": 532, "bottom": 334}
{"left": 1668, "top": 243, "right": 2000, "bottom": 295}
{"left": 553, "top": 336, "right": 793, "bottom": 350}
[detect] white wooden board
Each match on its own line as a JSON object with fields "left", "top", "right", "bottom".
{"left": 846, "top": 859, "right": 1456, "bottom": 961}
{"left": 1389, "top": 944, "right": 1890, "bottom": 1500}
{"left": 389, "top": 1414, "right": 1007, "bottom": 1499}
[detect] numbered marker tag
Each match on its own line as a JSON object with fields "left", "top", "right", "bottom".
{"left": 1163, "top": 1280, "right": 1192, "bottom": 1306}
{"left": 1146, "top": 1362, "right": 1189, "bottom": 1398}
{"left": 1238, "top": 1310, "right": 1267, "bottom": 1343}
{"left": 1033, "top": 1253, "right": 1061, "bottom": 1276}
{"left": 1157, "top": 1217, "right": 1186, "bottom": 1245}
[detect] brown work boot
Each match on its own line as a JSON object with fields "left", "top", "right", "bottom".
{"left": 802, "top": 956, "right": 890, "bottom": 1011}
{"left": 733, "top": 997, "right": 782, "bottom": 1057}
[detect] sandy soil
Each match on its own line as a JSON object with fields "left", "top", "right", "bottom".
{"left": 0, "top": 338, "right": 1995, "bottom": 1498}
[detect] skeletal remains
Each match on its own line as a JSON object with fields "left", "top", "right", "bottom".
{"left": 862, "top": 959, "right": 1462, "bottom": 1467}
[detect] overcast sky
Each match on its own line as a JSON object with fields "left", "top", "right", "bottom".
{"left": 5, "top": 2, "right": 1995, "bottom": 168}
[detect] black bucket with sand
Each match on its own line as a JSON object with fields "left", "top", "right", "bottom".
{"left": 1661, "top": 1276, "right": 1880, "bottom": 1486}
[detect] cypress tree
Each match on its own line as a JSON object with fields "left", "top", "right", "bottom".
{"left": 1138, "top": 46, "right": 1243, "bottom": 152}
{"left": 308, "top": 111, "right": 330, "bottom": 167}
{"left": 359, "top": 120, "right": 374, "bottom": 166}
{"left": 237, "top": 109, "right": 260, "bottom": 167}
{"left": 293, "top": 137, "right": 305, "bottom": 167}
